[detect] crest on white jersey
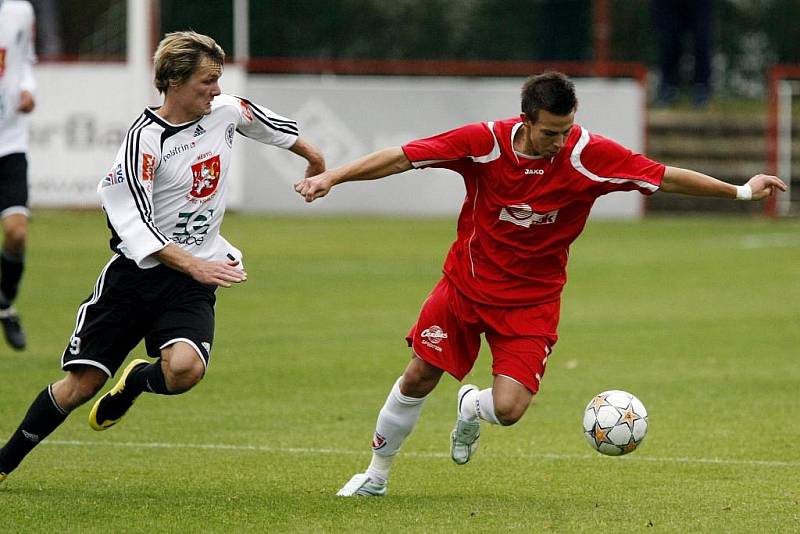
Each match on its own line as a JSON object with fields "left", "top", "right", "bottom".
{"left": 190, "top": 155, "right": 221, "bottom": 201}
{"left": 225, "top": 123, "right": 235, "bottom": 147}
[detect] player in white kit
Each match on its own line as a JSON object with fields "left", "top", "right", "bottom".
{"left": 0, "top": 31, "right": 325, "bottom": 483}
{"left": 0, "top": 0, "right": 36, "bottom": 350}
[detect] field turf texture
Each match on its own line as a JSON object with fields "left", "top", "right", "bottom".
{"left": 1, "top": 210, "right": 798, "bottom": 532}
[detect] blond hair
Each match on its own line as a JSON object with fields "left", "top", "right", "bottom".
{"left": 153, "top": 31, "right": 225, "bottom": 94}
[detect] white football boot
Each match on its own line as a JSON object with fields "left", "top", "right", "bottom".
{"left": 450, "top": 384, "right": 480, "bottom": 465}
{"left": 336, "top": 473, "right": 387, "bottom": 497}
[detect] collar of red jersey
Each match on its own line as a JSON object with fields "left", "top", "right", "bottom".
{"left": 510, "top": 122, "right": 548, "bottom": 163}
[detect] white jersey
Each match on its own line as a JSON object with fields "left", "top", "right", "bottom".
{"left": 0, "top": 0, "right": 36, "bottom": 157}
{"left": 98, "top": 93, "right": 298, "bottom": 268}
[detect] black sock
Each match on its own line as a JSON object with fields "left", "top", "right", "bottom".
{"left": 0, "top": 386, "right": 68, "bottom": 474}
{"left": 127, "top": 359, "right": 176, "bottom": 395}
{"left": 0, "top": 250, "right": 24, "bottom": 307}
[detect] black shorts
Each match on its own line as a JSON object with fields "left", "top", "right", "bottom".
{"left": 61, "top": 255, "right": 217, "bottom": 377}
{"left": 0, "top": 153, "right": 29, "bottom": 217}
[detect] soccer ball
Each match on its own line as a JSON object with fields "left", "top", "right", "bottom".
{"left": 583, "top": 390, "right": 648, "bottom": 456}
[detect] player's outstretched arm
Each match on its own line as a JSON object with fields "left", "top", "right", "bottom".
{"left": 155, "top": 243, "right": 247, "bottom": 288}
{"left": 659, "top": 166, "right": 787, "bottom": 201}
{"left": 294, "top": 147, "right": 413, "bottom": 203}
{"left": 289, "top": 138, "right": 326, "bottom": 178}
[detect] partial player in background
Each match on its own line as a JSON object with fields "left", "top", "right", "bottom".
{"left": 0, "top": 31, "right": 325, "bottom": 484}
{"left": 295, "top": 72, "right": 786, "bottom": 497}
{"left": 0, "top": 0, "right": 37, "bottom": 350}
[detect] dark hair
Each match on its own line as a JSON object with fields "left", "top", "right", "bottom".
{"left": 520, "top": 72, "right": 578, "bottom": 122}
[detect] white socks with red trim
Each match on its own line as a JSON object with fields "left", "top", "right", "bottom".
{"left": 365, "top": 376, "right": 426, "bottom": 484}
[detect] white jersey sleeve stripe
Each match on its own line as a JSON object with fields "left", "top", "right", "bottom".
{"left": 227, "top": 95, "right": 298, "bottom": 148}
{"left": 122, "top": 116, "right": 168, "bottom": 244}
{"left": 232, "top": 95, "right": 299, "bottom": 135}
{"left": 409, "top": 122, "right": 500, "bottom": 168}
{"left": 410, "top": 158, "right": 459, "bottom": 168}
{"left": 235, "top": 96, "right": 299, "bottom": 136}
{"left": 99, "top": 114, "right": 170, "bottom": 266}
{"left": 467, "top": 122, "right": 501, "bottom": 164}
{"left": 570, "top": 127, "right": 659, "bottom": 192}
{"left": 249, "top": 106, "right": 299, "bottom": 136}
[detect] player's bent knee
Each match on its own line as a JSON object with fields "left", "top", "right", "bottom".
{"left": 162, "top": 342, "right": 206, "bottom": 393}
{"left": 3, "top": 232, "right": 26, "bottom": 252}
{"left": 493, "top": 401, "right": 528, "bottom": 426}
{"left": 400, "top": 368, "right": 441, "bottom": 397}
{"left": 165, "top": 364, "right": 204, "bottom": 393}
{"left": 399, "top": 356, "right": 443, "bottom": 397}
{"left": 3, "top": 219, "right": 28, "bottom": 251}
{"left": 164, "top": 358, "right": 205, "bottom": 392}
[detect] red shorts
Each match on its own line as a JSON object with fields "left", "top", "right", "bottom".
{"left": 406, "top": 277, "right": 559, "bottom": 393}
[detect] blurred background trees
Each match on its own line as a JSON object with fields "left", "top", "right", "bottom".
{"left": 34, "top": 0, "right": 800, "bottom": 98}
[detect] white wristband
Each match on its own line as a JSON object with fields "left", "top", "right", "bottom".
{"left": 735, "top": 184, "right": 752, "bottom": 201}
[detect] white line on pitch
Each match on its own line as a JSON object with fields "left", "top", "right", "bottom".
{"left": 44, "top": 439, "right": 797, "bottom": 468}
{"left": 739, "top": 234, "right": 800, "bottom": 249}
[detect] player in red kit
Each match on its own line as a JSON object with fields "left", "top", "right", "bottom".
{"left": 295, "top": 72, "right": 785, "bottom": 497}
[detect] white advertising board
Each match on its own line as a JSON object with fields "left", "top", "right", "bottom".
{"left": 27, "top": 64, "right": 140, "bottom": 208}
{"left": 27, "top": 67, "right": 644, "bottom": 218}
{"left": 241, "top": 75, "right": 646, "bottom": 217}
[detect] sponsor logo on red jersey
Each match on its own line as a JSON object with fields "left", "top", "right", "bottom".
{"left": 189, "top": 155, "right": 221, "bottom": 200}
{"left": 499, "top": 203, "right": 559, "bottom": 228}
{"left": 142, "top": 153, "right": 155, "bottom": 182}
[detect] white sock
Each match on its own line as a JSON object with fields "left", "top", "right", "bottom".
{"left": 365, "top": 376, "right": 426, "bottom": 484}
{"left": 460, "top": 387, "right": 501, "bottom": 425}
{"left": 459, "top": 387, "right": 480, "bottom": 421}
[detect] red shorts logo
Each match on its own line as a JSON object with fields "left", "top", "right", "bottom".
{"left": 142, "top": 153, "right": 155, "bottom": 182}
{"left": 420, "top": 325, "right": 448, "bottom": 352}
{"left": 421, "top": 325, "right": 448, "bottom": 344}
{"left": 190, "top": 155, "right": 221, "bottom": 199}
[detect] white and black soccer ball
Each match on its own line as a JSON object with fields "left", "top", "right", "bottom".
{"left": 583, "top": 390, "right": 648, "bottom": 456}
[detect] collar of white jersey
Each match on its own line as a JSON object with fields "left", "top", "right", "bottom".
{"left": 144, "top": 107, "right": 202, "bottom": 132}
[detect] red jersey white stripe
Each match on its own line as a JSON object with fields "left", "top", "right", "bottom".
{"left": 402, "top": 118, "right": 665, "bottom": 306}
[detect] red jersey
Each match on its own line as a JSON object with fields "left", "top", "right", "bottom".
{"left": 401, "top": 118, "right": 665, "bottom": 307}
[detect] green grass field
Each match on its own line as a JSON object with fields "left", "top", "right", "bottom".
{"left": 1, "top": 210, "right": 798, "bottom": 532}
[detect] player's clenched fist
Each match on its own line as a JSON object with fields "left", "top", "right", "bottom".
{"left": 295, "top": 174, "right": 333, "bottom": 203}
